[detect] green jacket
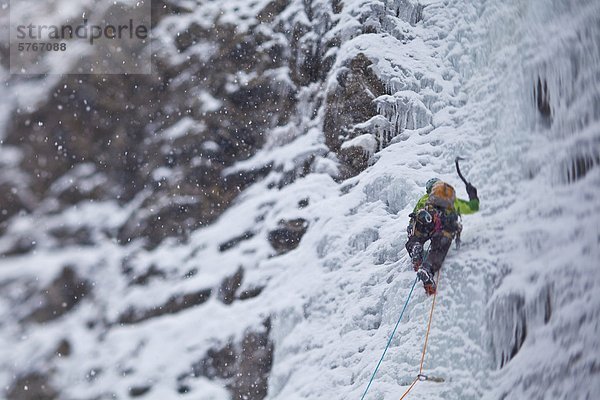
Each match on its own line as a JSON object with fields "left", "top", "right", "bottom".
{"left": 412, "top": 193, "right": 479, "bottom": 215}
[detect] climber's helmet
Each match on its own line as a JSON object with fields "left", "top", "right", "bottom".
{"left": 425, "top": 178, "right": 440, "bottom": 194}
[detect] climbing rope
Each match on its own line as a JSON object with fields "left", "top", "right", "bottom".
{"left": 399, "top": 269, "right": 442, "bottom": 400}
{"left": 360, "top": 277, "right": 418, "bottom": 400}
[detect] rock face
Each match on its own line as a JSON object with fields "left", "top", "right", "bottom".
{"left": 117, "top": 288, "right": 212, "bottom": 325}
{"left": 182, "top": 320, "right": 274, "bottom": 400}
{"left": 3, "top": 7, "right": 297, "bottom": 249}
{"left": 0, "top": 0, "right": 385, "bottom": 251}
{"left": 218, "top": 267, "right": 244, "bottom": 305}
{"left": 2, "top": 0, "right": 598, "bottom": 398}
{"left": 324, "top": 53, "right": 387, "bottom": 179}
{"left": 6, "top": 372, "right": 58, "bottom": 400}
{"left": 268, "top": 218, "right": 309, "bottom": 253}
{"left": 26, "top": 266, "right": 89, "bottom": 323}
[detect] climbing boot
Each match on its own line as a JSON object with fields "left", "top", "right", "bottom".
{"left": 417, "top": 268, "right": 436, "bottom": 295}
{"left": 417, "top": 268, "right": 433, "bottom": 285}
{"left": 423, "top": 282, "right": 437, "bottom": 296}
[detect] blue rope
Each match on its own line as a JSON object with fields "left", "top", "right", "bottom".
{"left": 360, "top": 276, "right": 418, "bottom": 400}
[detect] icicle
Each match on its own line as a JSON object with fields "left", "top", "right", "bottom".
{"left": 374, "top": 91, "right": 432, "bottom": 146}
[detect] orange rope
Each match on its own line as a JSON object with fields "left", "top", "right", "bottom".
{"left": 398, "top": 270, "right": 442, "bottom": 400}
{"left": 419, "top": 271, "right": 440, "bottom": 374}
{"left": 398, "top": 377, "right": 418, "bottom": 400}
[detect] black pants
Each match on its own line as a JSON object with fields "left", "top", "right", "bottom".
{"left": 405, "top": 231, "right": 453, "bottom": 274}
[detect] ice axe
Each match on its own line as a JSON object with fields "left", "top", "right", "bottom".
{"left": 455, "top": 156, "right": 477, "bottom": 199}
{"left": 455, "top": 156, "right": 470, "bottom": 186}
{"left": 454, "top": 156, "right": 474, "bottom": 250}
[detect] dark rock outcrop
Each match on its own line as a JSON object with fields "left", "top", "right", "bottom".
{"left": 7, "top": 372, "right": 58, "bottom": 400}
{"left": 218, "top": 267, "right": 244, "bottom": 305}
{"left": 238, "top": 286, "right": 265, "bottom": 301}
{"left": 4, "top": 13, "right": 296, "bottom": 249}
{"left": 1, "top": 235, "right": 37, "bottom": 257}
{"left": 48, "top": 226, "right": 95, "bottom": 247}
{"left": 183, "top": 319, "right": 273, "bottom": 400}
{"left": 323, "top": 53, "right": 386, "bottom": 179}
{"left": 257, "top": 0, "right": 291, "bottom": 23}
{"left": 338, "top": 146, "right": 371, "bottom": 178}
{"left": 26, "top": 266, "right": 89, "bottom": 323}
{"left": 0, "top": 181, "right": 32, "bottom": 232}
{"left": 129, "top": 385, "right": 152, "bottom": 397}
{"left": 230, "top": 326, "right": 274, "bottom": 400}
{"left": 219, "top": 231, "right": 255, "bottom": 252}
{"left": 117, "top": 288, "right": 212, "bottom": 324}
{"left": 268, "top": 218, "right": 309, "bottom": 253}
{"left": 128, "top": 264, "right": 167, "bottom": 286}
{"left": 55, "top": 339, "right": 72, "bottom": 358}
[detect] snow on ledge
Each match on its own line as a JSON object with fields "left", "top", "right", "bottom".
{"left": 341, "top": 133, "right": 378, "bottom": 155}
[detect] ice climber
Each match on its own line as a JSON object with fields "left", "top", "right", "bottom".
{"left": 406, "top": 177, "right": 479, "bottom": 295}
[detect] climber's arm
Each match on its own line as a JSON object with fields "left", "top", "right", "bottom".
{"left": 455, "top": 182, "right": 479, "bottom": 214}
{"left": 454, "top": 198, "right": 479, "bottom": 214}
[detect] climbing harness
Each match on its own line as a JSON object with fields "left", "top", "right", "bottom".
{"left": 359, "top": 277, "right": 418, "bottom": 400}
{"left": 399, "top": 270, "right": 442, "bottom": 400}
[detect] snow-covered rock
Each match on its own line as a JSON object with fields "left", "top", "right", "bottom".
{"left": 1, "top": 0, "right": 599, "bottom": 399}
